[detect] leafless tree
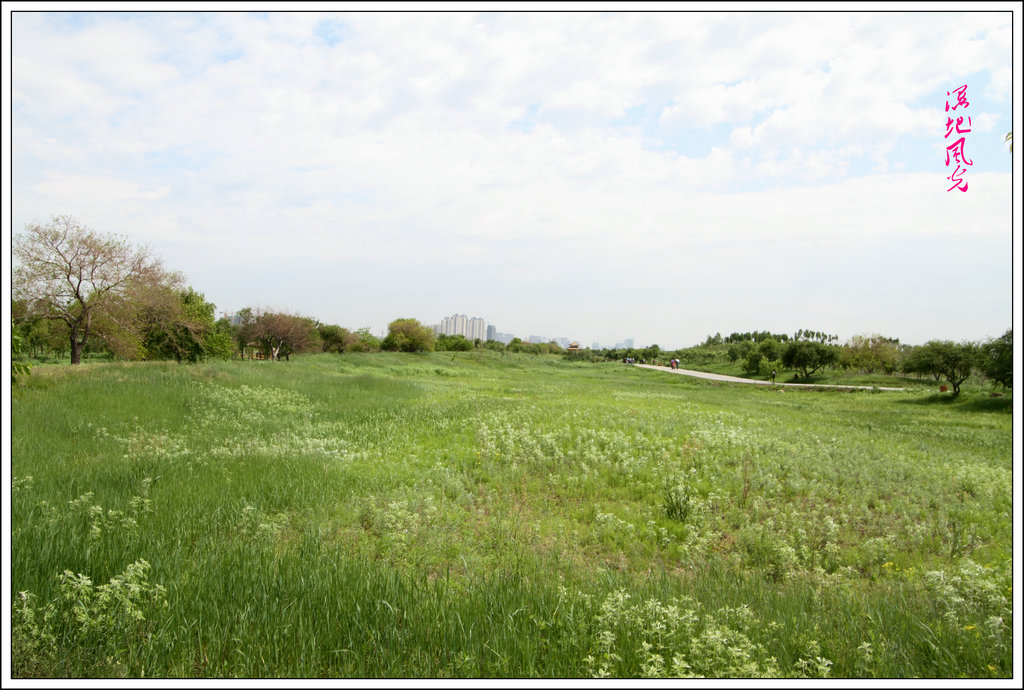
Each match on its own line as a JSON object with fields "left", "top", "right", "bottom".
{"left": 13, "top": 215, "right": 175, "bottom": 364}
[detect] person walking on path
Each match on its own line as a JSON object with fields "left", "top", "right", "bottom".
{"left": 772, "top": 369, "right": 776, "bottom": 384}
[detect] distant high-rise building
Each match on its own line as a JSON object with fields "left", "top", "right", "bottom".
{"left": 486, "top": 325, "right": 496, "bottom": 341}
{"left": 438, "top": 313, "right": 488, "bottom": 340}
{"left": 469, "top": 317, "right": 486, "bottom": 341}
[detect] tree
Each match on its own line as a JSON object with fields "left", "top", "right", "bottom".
{"left": 131, "top": 286, "right": 221, "bottom": 363}
{"left": 13, "top": 216, "right": 171, "bottom": 364}
{"left": 345, "top": 327, "right": 381, "bottom": 353}
{"left": 382, "top": 318, "right": 435, "bottom": 353}
{"left": 781, "top": 341, "right": 838, "bottom": 379}
{"left": 744, "top": 338, "right": 781, "bottom": 376}
{"left": 906, "top": 340, "right": 977, "bottom": 395}
{"left": 979, "top": 329, "right": 1012, "bottom": 389}
{"left": 204, "top": 317, "right": 237, "bottom": 360}
{"left": 642, "top": 344, "right": 661, "bottom": 363}
{"left": 231, "top": 307, "right": 256, "bottom": 357}
{"left": 728, "top": 341, "right": 753, "bottom": 363}
{"left": 902, "top": 345, "right": 941, "bottom": 381}
{"left": 840, "top": 334, "right": 900, "bottom": 374}
{"left": 743, "top": 349, "right": 763, "bottom": 374}
{"left": 757, "top": 338, "right": 782, "bottom": 363}
{"left": 12, "top": 300, "right": 69, "bottom": 358}
{"left": 251, "top": 310, "right": 318, "bottom": 361}
{"left": 436, "top": 334, "right": 473, "bottom": 351}
{"left": 317, "top": 323, "right": 350, "bottom": 353}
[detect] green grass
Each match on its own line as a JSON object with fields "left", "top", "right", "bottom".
{"left": 10, "top": 352, "right": 1013, "bottom": 678}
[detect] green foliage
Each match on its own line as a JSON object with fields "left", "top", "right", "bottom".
{"left": 382, "top": 318, "right": 435, "bottom": 353}
{"left": 12, "top": 303, "right": 70, "bottom": 359}
{"left": 741, "top": 339, "right": 782, "bottom": 375}
{"left": 905, "top": 341, "right": 978, "bottom": 395}
{"left": 231, "top": 307, "right": 255, "bottom": 356}
{"left": 436, "top": 333, "right": 474, "bottom": 351}
{"left": 781, "top": 341, "right": 839, "bottom": 379}
{"left": 724, "top": 331, "right": 790, "bottom": 344}
{"left": 793, "top": 329, "right": 839, "bottom": 344}
{"left": 204, "top": 319, "right": 237, "bottom": 360}
{"left": 756, "top": 338, "right": 782, "bottom": 363}
{"left": 507, "top": 337, "right": 528, "bottom": 353}
{"left": 902, "top": 343, "right": 942, "bottom": 381}
{"left": 840, "top": 334, "right": 900, "bottom": 374}
{"left": 347, "top": 327, "right": 382, "bottom": 353}
{"left": 743, "top": 349, "right": 763, "bottom": 374}
{"left": 978, "top": 329, "right": 1011, "bottom": 389}
{"left": 642, "top": 344, "right": 661, "bottom": 362}
{"left": 11, "top": 320, "right": 33, "bottom": 383}
{"left": 728, "top": 341, "right": 753, "bottom": 363}
{"left": 138, "top": 287, "right": 219, "bottom": 363}
{"left": 317, "top": 323, "right": 350, "bottom": 353}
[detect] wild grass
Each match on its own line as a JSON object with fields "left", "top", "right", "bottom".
{"left": 10, "top": 352, "right": 1013, "bottom": 678}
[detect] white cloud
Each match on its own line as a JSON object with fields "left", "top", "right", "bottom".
{"left": 29, "top": 174, "right": 170, "bottom": 204}
{"left": 9, "top": 10, "right": 1014, "bottom": 347}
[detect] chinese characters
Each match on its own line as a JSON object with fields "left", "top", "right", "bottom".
{"left": 945, "top": 85, "right": 971, "bottom": 192}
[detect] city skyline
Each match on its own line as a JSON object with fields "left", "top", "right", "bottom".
{"left": 429, "top": 312, "right": 632, "bottom": 349}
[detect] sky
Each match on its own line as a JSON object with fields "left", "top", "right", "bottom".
{"left": 4, "top": 4, "right": 1021, "bottom": 349}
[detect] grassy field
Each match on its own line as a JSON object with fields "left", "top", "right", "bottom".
{"left": 10, "top": 352, "right": 1014, "bottom": 678}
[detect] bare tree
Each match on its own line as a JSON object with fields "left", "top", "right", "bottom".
{"left": 13, "top": 215, "right": 172, "bottom": 364}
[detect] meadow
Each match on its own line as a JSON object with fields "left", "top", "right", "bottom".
{"left": 10, "top": 352, "right": 1014, "bottom": 678}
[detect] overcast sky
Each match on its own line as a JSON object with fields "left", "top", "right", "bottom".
{"left": 6, "top": 6, "right": 1020, "bottom": 348}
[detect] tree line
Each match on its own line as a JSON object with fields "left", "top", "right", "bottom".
{"left": 10, "top": 215, "right": 1013, "bottom": 396}
{"left": 10, "top": 216, "right": 572, "bottom": 371}
{"left": 591, "top": 331, "right": 1011, "bottom": 395}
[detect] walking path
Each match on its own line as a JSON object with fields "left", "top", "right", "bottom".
{"left": 633, "top": 364, "right": 906, "bottom": 391}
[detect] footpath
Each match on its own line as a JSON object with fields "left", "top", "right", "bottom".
{"left": 633, "top": 364, "right": 907, "bottom": 391}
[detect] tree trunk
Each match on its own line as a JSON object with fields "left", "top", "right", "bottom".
{"left": 70, "top": 336, "right": 83, "bottom": 364}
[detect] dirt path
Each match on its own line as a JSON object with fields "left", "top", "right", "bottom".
{"left": 633, "top": 364, "right": 906, "bottom": 391}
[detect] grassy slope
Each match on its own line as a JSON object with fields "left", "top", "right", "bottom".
{"left": 10, "top": 352, "right": 1013, "bottom": 678}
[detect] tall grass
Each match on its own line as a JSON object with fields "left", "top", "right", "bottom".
{"left": 11, "top": 353, "right": 1013, "bottom": 678}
